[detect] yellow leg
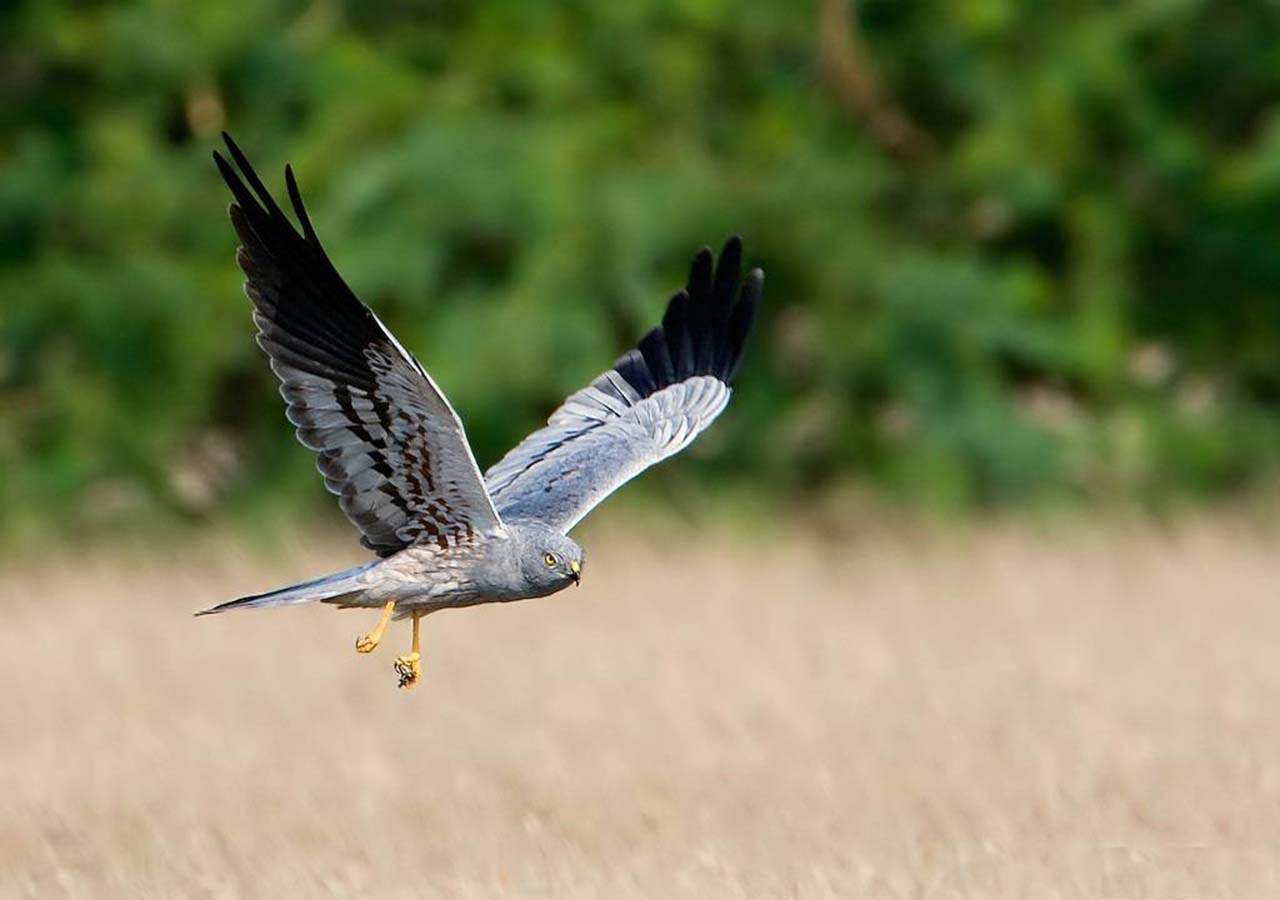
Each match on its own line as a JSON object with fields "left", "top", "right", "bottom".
{"left": 394, "top": 613, "right": 423, "bottom": 689}
{"left": 355, "top": 601, "right": 396, "bottom": 654}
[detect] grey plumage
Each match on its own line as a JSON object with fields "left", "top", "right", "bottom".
{"left": 484, "top": 241, "right": 761, "bottom": 531}
{"left": 201, "top": 560, "right": 377, "bottom": 613}
{"left": 200, "top": 134, "right": 761, "bottom": 625}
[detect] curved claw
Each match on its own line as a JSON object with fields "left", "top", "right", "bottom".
{"left": 355, "top": 601, "right": 396, "bottom": 655}
{"left": 394, "top": 652, "right": 422, "bottom": 689}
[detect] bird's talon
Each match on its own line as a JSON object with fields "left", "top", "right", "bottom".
{"left": 355, "top": 600, "right": 396, "bottom": 655}
{"left": 394, "top": 652, "right": 422, "bottom": 689}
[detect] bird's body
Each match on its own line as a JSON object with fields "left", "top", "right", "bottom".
{"left": 220, "top": 519, "right": 581, "bottom": 616}
{"left": 202, "top": 133, "right": 762, "bottom": 688}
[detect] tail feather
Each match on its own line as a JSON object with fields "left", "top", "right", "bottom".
{"left": 197, "top": 561, "right": 376, "bottom": 616}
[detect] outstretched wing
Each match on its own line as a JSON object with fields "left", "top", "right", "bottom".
{"left": 214, "top": 134, "right": 504, "bottom": 556}
{"left": 484, "top": 237, "right": 762, "bottom": 532}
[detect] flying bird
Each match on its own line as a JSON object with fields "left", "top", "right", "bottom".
{"left": 200, "top": 134, "right": 763, "bottom": 688}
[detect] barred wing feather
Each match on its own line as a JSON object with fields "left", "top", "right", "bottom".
{"left": 214, "top": 134, "right": 504, "bottom": 556}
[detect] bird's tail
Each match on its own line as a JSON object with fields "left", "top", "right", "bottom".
{"left": 196, "top": 561, "right": 378, "bottom": 616}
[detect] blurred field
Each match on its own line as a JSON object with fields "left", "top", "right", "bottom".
{"left": 3, "top": 515, "right": 1280, "bottom": 898}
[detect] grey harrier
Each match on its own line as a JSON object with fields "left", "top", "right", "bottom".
{"left": 200, "top": 134, "right": 763, "bottom": 688}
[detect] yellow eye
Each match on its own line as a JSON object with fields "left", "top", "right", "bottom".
{"left": 544, "top": 552, "right": 557, "bottom": 567}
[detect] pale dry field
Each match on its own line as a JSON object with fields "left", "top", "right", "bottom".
{"left": 2, "top": 516, "right": 1280, "bottom": 898}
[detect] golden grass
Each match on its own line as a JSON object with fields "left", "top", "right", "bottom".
{"left": 3, "top": 516, "right": 1280, "bottom": 897}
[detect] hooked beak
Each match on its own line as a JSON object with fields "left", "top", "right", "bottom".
{"left": 570, "top": 560, "right": 581, "bottom": 586}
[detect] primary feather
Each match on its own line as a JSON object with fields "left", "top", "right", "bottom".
{"left": 213, "top": 134, "right": 505, "bottom": 556}
{"left": 484, "top": 238, "right": 762, "bottom": 532}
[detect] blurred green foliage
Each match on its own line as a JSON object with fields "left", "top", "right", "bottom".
{"left": 5, "top": 0, "right": 1280, "bottom": 540}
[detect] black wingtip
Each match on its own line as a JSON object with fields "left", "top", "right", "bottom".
{"left": 715, "top": 235, "right": 743, "bottom": 275}
{"left": 686, "top": 247, "right": 714, "bottom": 306}
{"left": 213, "top": 148, "right": 259, "bottom": 217}
{"left": 722, "top": 266, "right": 763, "bottom": 382}
{"left": 211, "top": 149, "right": 233, "bottom": 191}
{"left": 718, "top": 236, "right": 743, "bottom": 278}
{"left": 740, "top": 267, "right": 764, "bottom": 307}
{"left": 613, "top": 237, "right": 763, "bottom": 395}
{"left": 218, "top": 133, "right": 282, "bottom": 217}
{"left": 220, "top": 132, "right": 245, "bottom": 172}
{"left": 284, "top": 163, "right": 317, "bottom": 243}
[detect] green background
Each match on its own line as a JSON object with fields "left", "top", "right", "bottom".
{"left": 6, "top": 1, "right": 1280, "bottom": 542}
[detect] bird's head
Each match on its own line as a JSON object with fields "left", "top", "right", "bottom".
{"left": 512, "top": 521, "right": 584, "bottom": 596}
